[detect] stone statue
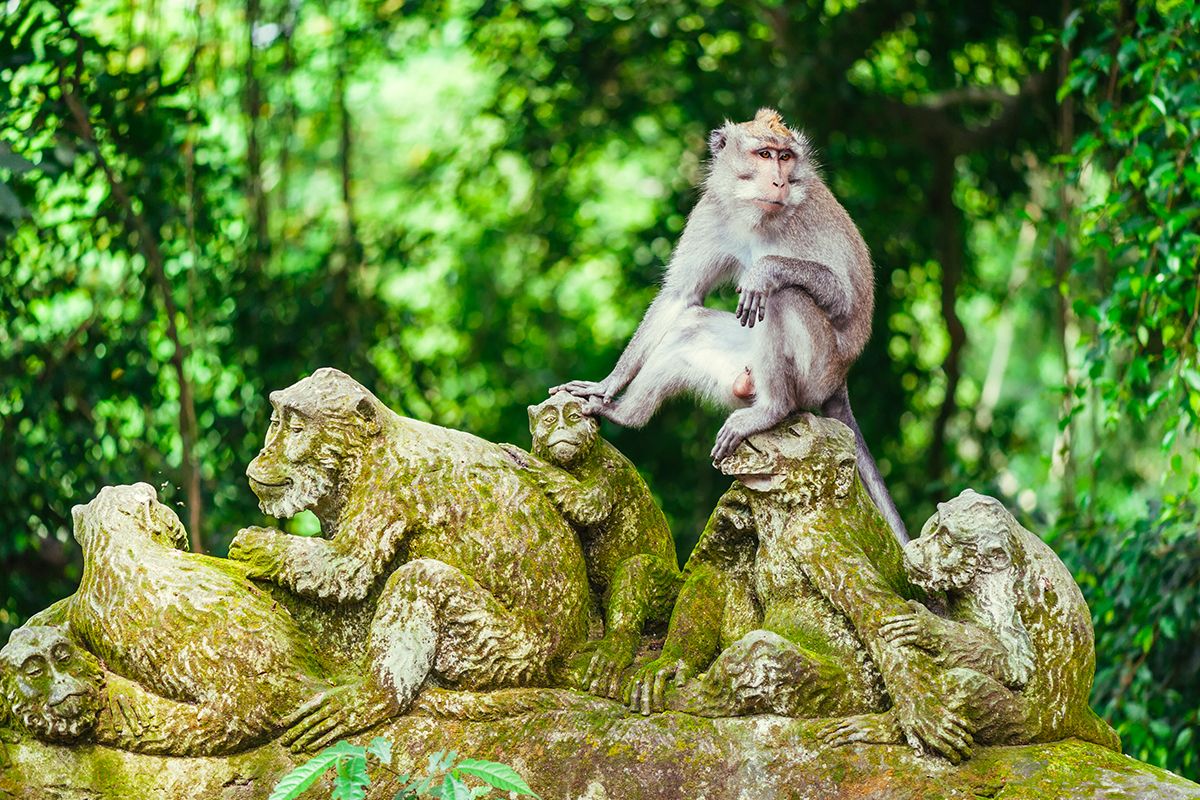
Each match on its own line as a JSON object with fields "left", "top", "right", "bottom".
{"left": 223, "top": 368, "right": 592, "bottom": 749}
{"left": 622, "top": 413, "right": 978, "bottom": 762}
{"left": 820, "top": 489, "right": 1121, "bottom": 754}
{"left": 9, "top": 484, "right": 333, "bottom": 755}
{"left": 502, "top": 391, "right": 681, "bottom": 697}
{"left": 3, "top": 369, "right": 1174, "bottom": 799}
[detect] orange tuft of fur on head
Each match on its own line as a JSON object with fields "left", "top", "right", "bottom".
{"left": 751, "top": 108, "right": 794, "bottom": 140}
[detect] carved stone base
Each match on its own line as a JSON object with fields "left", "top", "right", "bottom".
{"left": 3, "top": 701, "right": 1197, "bottom": 800}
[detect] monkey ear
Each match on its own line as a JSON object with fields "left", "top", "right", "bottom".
{"left": 708, "top": 128, "right": 728, "bottom": 157}
{"left": 355, "top": 397, "right": 382, "bottom": 436}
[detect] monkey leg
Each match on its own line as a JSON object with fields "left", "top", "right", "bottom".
{"left": 595, "top": 307, "right": 751, "bottom": 428}
{"left": 667, "top": 629, "right": 871, "bottom": 718}
{"left": 713, "top": 289, "right": 840, "bottom": 460}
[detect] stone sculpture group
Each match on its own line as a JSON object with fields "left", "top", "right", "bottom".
{"left": 0, "top": 366, "right": 1122, "bottom": 779}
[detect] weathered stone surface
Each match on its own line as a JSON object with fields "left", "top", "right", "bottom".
{"left": 3, "top": 703, "right": 1197, "bottom": 800}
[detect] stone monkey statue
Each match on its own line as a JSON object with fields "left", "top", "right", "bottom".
{"left": 622, "top": 415, "right": 970, "bottom": 761}
{"left": 552, "top": 108, "right": 907, "bottom": 546}
{"left": 821, "top": 490, "right": 1121, "bottom": 757}
{"left": 502, "top": 391, "right": 680, "bottom": 698}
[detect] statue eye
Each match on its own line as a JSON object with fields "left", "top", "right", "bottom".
{"left": 22, "top": 660, "right": 45, "bottom": 678}
{"left": 51, "top": 644, "right": 72, "bottom": 663}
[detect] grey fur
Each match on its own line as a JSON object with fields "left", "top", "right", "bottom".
{"left": 553, "top": 108, "right": 907, "bottom": 545}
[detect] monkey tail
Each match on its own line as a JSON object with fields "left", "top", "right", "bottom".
{"left": 822, "top": 383, "right": 909, "bottom": 546}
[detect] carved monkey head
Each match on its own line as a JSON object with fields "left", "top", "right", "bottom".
{"left": 247, "top": 367, "right": 383, "bottom": 520}
{"left": 529, "top": 392, "right": 599, "bottom": 469}
{"left": 72, "top": 482, "right": 189, "bottom": 552}
{"left": 0, "top": 626, "right": 104, "bottom": 743}
{"left": 706, "top": 108, "right": 816, "bottom": 222}
{"left": 719, "top": 413, "right": 856, "bottom": 504}
{"left": 905, "top": 489, "right": 1017, "bottom": 593}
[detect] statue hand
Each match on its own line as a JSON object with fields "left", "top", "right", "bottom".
{"left": 818, "top": 710, "right": 904, "bottom": 748}
{"left": 622, "top": 656, "right": 691, "bottom": 716}
{"left": 281, "top": 682, "right": 398, "bottom": 753}
{"left": 892, "top": 689, "right": 976, "bottom": 765}
{"left": 578, "top": 633, "right": 637, "bottom": 700}
{"left": 881, "top": 600, "right": 949, "bottom": 654}
{"left": 227, "top": 526, "right": 285, "bottom": 578}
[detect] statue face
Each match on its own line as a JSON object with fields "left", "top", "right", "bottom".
{"left": 246, "top": 370, "right": 382, "bottom": 521}
{"left": 0, "top": 627, "right": 103, "bottom": 743}
{"left": 717, "top": 414, "right": 856, "bottom": 502}
{"left": 529, "top": 395, "right": 599, "bottom": 468}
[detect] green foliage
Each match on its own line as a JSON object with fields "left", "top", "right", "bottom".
{"left": 269, "top": 739, "right": 539, "bottom": 800}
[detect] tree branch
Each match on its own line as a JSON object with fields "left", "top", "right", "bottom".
{"left": 60, "top": 85, "right": 206, "bottom": 554}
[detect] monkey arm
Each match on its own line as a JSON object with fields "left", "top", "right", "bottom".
{"left": 737, "top": 255, "right": 852, "bottom": 326}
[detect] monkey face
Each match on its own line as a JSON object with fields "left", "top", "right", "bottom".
{"left": 72, "top": 483, "right": 189, "bottom": 551}
{"left": 0, "top": 627, "right": 103, "bottom": 743}
{"left": 528, "top": 394, "right": 599, "bottom": 468}
{"left": 707, "top": 108, "right": 814, "bottom": 221}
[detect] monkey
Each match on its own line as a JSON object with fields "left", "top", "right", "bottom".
{"left": 501, "top": 391, "right": 680, "bottom": 698}
{"left": 552, "top": 108, "right": 907, "bottom": 546}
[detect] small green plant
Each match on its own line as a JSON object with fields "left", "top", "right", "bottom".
{"left": 269, "top": 737, "right": 540, "bottom": 800}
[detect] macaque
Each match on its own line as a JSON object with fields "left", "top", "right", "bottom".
{"left": 553, "top": 108, "right": 907, "bottom": 544}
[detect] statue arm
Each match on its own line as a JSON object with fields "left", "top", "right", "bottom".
{"left": 96, "top": 673, "right": 284, "bottom": 756}
{"left": 538, "top": 464, "right": 614, "bottom": 528}
{"left": 230, "top": 514, "right": 410, "bottom": 603}
{"left": 801, "top": 534, "right": 975, "bottom": 762}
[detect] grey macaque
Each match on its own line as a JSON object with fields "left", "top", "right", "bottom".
{"left": 553, "top": 108, "right": 907, "bottom": 545}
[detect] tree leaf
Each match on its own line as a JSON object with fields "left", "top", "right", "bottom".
{"left": 368, "top": 736, "right": 393, "bottom": 765}
{"left": 268, "top": 750, "right": 343, "bottom": 800}
{"left": 454, "top": 759, "right": 540, "bottom": 797}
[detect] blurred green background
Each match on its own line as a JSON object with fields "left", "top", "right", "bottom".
{"left": 1, "top": 0, "right": 1197, "bottom": 778}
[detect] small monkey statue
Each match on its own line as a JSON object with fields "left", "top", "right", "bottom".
{"left": 553, "top": 108, "right": 907, "bottom": 544}
{"left": 502, "top": 392, "right": 680, "bottom": 699}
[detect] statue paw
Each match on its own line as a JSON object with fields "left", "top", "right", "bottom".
{"left": 280, "top": 682, "right": 398, "bottom": 753}
{"left": 818, "top": 711, "right": 904, "bottom": 747}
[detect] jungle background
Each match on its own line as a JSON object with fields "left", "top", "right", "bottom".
{"left": 1, "top": 0, "right": 1197, "bottom": 778}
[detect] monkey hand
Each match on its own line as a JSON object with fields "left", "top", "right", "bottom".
{"left": 549, "top": 376, "right": 624, "bottom": 405}
{"left": 734, "top": 282, "right": 770, "bottom": 328}
{"left": 227, "top": 526, "right": 287, "bottom": 578}
{"left": 622, "top": 655, "right": 692, "bottom": 716}
{"left": 880, "top": 600, "right": 949, "bottom": 655}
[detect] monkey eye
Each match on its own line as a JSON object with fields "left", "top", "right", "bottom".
{"left": 758, "top": 150, "right": 772, "bottom": 159}
{"left": 780, "top": 152, "right": 792, "bottom": 161}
